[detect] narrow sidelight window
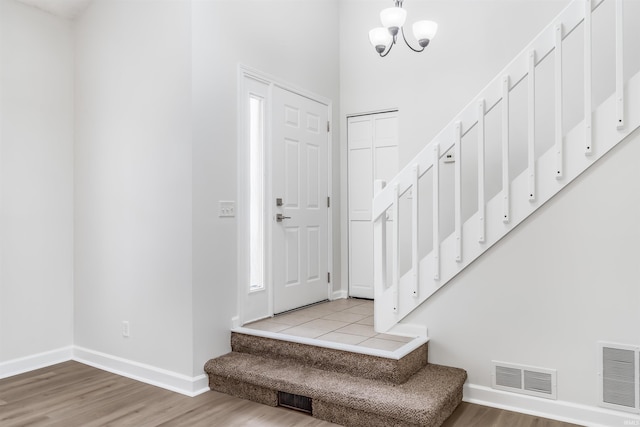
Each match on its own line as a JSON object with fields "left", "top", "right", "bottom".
{"left": 249, "top": 95, "right": 265, "bottom": 291}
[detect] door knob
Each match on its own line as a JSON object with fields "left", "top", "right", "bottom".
{"left": 276, "top": 213, "right": 291, "bottom": 222}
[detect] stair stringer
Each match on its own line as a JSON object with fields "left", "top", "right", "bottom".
{"left": 377, "top": 69, "right": 640, "bottom": 334}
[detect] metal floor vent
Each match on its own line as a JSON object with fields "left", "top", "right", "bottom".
{"left": 598, "top": 342, "right": 640, "bottom": 413}
{"left": 277, "top": 391, "right": 313, "bottom": 414}
{"left": 492, "top": 361, "right": 557, "bottom": 400}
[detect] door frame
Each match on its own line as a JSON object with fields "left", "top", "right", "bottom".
{"left": 236, "top": 65, "right": 333, "bottom": 326}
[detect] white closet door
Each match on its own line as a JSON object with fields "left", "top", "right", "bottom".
{"left": 348, "top": 112, "right": 398, "bottom": 299}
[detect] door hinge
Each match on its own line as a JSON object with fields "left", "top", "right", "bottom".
{"left": 327, "top": 121, "right": 330, "bottom": 132}
{"left": 327, "top": 272, "right": 331, "bottom": 283}
{"left": 327, "top": 196, "right": 330, "bottom": 208}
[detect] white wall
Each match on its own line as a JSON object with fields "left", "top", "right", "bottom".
{"left": 338, "top": 0, "right": 640, "bottom": 418}
{"left": 340, "top": 0, "right": 640, "bottom": 280}
{"left": 74, "top": 0, "right": 193, "bottom": 376}
{"left": 405, "top": 125, "right": 640, "bottom": 409}
{"left": 191, "top": 0, "right": 341, "bottom": 373}
{"left": 339, "top": 0, "right": 572, "bottom": 165}
{"left": 339, "top": 0, "right": 573, "bottom": 287}
{"left": 1, "top": 0, "right": 339, "bottom": 384}
{"left": 8, "top": 1, "right": 635, "bottom": 416}
{"left": 0, "top": 0, "right": 74, "bottom": 365}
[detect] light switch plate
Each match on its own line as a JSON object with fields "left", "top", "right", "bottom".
{"left": 444, "top": 153, "right": 455, "bottom": 163}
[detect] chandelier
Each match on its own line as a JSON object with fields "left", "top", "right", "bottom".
{"left": 368, "top": 0, "right": 438, "bottom": 57}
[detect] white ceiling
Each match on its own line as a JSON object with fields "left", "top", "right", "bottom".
{"left": 16, "top": 0, "right": 93, "bottom": 20}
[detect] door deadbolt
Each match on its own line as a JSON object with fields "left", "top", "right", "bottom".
{"left": 276, "top": 213, "right": 291, "bottom": 222}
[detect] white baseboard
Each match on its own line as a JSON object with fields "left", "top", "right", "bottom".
{"left": 331, "top": 289, "right": 348, "bottom": 300}
{"left": 5, "top": 347, "right": 639, "bottom": 425}
{"left": 72, "top": 347, "right": 209, "bottom": 397}
{"left": 230, "top": 316, "right": 241, "bottom": 329}
{"left": 0, "top": 346, "right": 74, "bottom": 380}
{"left": 389, "top": 322, "right": 428, "bottom": 338}
{"left": 464, "top": 383, "right": 640, "bottom": 427}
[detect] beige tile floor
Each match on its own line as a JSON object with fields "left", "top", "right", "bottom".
{"left": 244, "top": 299, "right": 415, "bottom": 352}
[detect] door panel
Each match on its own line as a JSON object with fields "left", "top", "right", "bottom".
{"left": 273, "top": 87, "right": 329, "bottom": 313}
{"left": 284, "top": 138, "right": 300, "bottom": 208}
{"left": 307, "top": 226, "right": 320, "bottom": 281}
{"left": 375, "top": 146, "right": 399, "bottom": 184}
{"left": 374, "top": 115, "right": 398, "bottom": 145}
{"left": 349, "top": 220, "right": 374, "bottom": 297}
{"left": 285, "top": 227, "right": 300, "bottom": 285}
{"left": 306, "top": 143, "right": 320, "bottom": 208}
{"left": 348, "top": 148, "right": 372, "bottom": 220}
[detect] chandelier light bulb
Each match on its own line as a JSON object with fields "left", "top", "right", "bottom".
{"left": 370, "top": 0, "right": 437, "bottom": 57}
{"left": 412, "top": 20, "right": 438, "bottom": 47}
{"left": 380, "top": 7, "right": 407, "bottom": 36}
{"left": 369, "top": 27, "right": 393, "bottom": 54}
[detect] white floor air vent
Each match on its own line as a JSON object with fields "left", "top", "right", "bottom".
{"left": 598, "top": 342, "right": 640, "bottom": 413}
{"left": 491, "top": 361, "right": 557, "bottom": 399}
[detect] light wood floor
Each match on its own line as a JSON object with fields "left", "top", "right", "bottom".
{"left": 0, "top": 361, "right": 583, "bottom": 427}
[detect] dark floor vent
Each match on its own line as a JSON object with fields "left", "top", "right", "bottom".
{"left": 278, "top": 391, "right": 313, "bottom": 414}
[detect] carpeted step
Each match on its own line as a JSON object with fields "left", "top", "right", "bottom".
{"left": 205, "top": 351, "right": 466, "bottom": 427}
{"left": 230, "top": 331, "right": 428, "bottom": 385}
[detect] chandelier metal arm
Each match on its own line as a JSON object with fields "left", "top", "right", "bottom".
{"left": 401, "top": 26, "right": 425, "bottom": 53}
{"left": 379, "top": 38, "right": 395, "bottom": 57}
{"left": 369, "top": 0, "right": 436, "bottom": 57}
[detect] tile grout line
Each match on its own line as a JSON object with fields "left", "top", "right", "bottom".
{"left": 244, "top": 300, "right": 407, "bottom": 351}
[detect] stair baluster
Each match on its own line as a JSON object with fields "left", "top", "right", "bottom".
{"left": 615, "top": 0, "right": 624, "bottom": 129}
{"left": 372, "top": 0, "right": 638, "bottom": 333}
{"left": 454, "top": 121, "right": 462, "bottom": 262}
{"left": 528, "top": 51, "right": 536, "bottom": 201}
{"left": 432, "top": 144, "right": 440, "bottom": 281}
{"left": 585, "top": 0, "right": 593, "bottom": 155}
{"left": 477, "top": 100, "right": 486, "bottom": 243}
{"left": 412, "top": 165, "right": 419, "bottom": 298}
{"left": 502, "top": 76, "right": 511, "bottom": 223}
{"left": 554, "top": 22, "right": 564, "bottom": 179}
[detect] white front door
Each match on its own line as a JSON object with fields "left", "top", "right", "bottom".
{"left": 272, "top": 86, "right": 329, "bottom": 314}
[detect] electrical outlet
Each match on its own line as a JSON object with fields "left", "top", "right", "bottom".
{"left": 122, "top": 321, "right": 130, "bottom": 338}
{"left": 219, "top": 200, "right": 235, "bottom": 217}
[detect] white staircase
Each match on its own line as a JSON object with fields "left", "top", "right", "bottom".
{"left": 372, "top": 0, "right": 640, "bottom": 333}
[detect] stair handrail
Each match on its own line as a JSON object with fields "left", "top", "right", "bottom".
{"left": 372, "top": 0, "right": 605, "bottom": 222}
{"left": 371, "top": 0, "right": 629, "bottom": 333}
